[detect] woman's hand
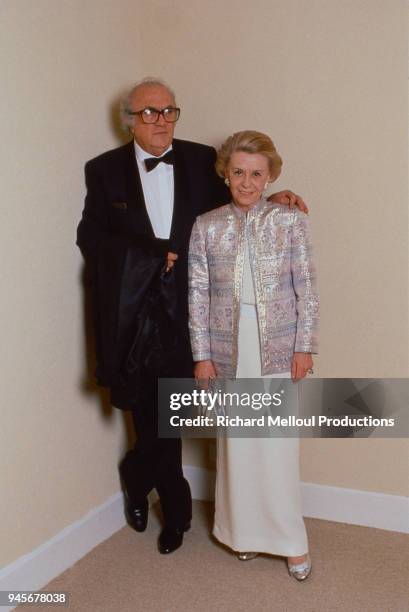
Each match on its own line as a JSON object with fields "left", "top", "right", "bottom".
{"left": 166, "top": 251, "right": 178, "bottom": 272}
{"left": 291, "top": 352, "right": 313, "bottom": 381}
{"left": 194, "top": 360, "right": 217, "bottom": 389}
{"left": 268, "top": 190, "right": 309, "bottom": 214}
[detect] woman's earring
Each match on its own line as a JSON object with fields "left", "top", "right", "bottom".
{"left": 225, "top": 178, "right": 230, "bottom": 187}
{"left": 264, "top": 182, "right": 269, "bottom": 190}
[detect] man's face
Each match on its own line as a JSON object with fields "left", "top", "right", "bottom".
{"left": 129, "top": 85, "right": 176, "bottom": 156}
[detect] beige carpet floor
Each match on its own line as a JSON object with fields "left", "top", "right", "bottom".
{"left": 22, "top": 501, "right": 409, "bottom": 612}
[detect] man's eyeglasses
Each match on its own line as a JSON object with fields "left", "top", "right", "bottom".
{"left": 128, "top": 106, "right": 181, "bottom": 124}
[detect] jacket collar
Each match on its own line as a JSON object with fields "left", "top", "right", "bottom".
{"left": 229, "top": 196, "right": 268, "bottom": 218}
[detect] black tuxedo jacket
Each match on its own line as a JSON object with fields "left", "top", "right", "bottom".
{"left": 77, "top": 138, "right": 229, "bottom": 406}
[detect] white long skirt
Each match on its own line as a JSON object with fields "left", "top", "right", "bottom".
{"left": 213, "top": 307, "right": 308, "bottom": 556}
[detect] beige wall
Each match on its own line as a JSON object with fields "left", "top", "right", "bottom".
{"left": 0, "top": 0, "right": 145, "bottom": 568}
{"left": 1, "top": 0, "right": 408, "bottom": 569}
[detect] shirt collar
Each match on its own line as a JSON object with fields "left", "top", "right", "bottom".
{"left": 134, "top": 140, "right": 173, "bottom": 163}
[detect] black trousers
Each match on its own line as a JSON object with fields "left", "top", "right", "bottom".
{"left": 120, "top": 378, "right": 192, "bottom": 530}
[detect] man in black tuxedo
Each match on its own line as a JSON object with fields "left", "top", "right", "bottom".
{"left": 77, "top": 77, "right": 305, "bottom": 554}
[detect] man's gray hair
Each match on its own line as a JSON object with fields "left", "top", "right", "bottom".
{"left": 120, "top": 77, "right": 176, "bottom": 132}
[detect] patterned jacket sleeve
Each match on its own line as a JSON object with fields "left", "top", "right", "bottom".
{"left": 188, "top": 217, "right": 212, "bottom": 361}
{"left": 290, "top": 211, "right": 320, "bottom": 354}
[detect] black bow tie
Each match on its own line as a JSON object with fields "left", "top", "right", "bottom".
{"left": 144, "top": 150, "right": 174, "bottom": 172}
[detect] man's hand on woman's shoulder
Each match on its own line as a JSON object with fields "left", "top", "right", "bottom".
{"left": 268, "top": 190, "right": 309, "bottom": 214}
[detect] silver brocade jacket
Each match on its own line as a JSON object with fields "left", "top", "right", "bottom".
{"left": 188, "top": 198, "right": 319, "bottom": 377}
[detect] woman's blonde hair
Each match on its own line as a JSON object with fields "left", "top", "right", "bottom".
{"left": 216, "top": 130, "right": 282, "bottom": 181}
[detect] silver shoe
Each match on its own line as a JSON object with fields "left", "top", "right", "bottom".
{"left": 237, "top": 552, "right": 259, "bottom": 561}
{"left": 287, "top": 553, "right": 312, "bottom": 581}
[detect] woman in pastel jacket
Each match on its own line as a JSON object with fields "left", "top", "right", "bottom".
{"left": 188, "top": 130, "right": 319, "bottom": 581}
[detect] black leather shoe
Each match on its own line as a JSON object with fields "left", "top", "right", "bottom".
{"left": 158, "top": 522, "right": 191, "bottom": 554}
{"left": 126, "top": 499, "right": 148, "bottom": 532}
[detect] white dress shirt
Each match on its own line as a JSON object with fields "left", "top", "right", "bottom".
{"left": 134, "top": 141, "right": 174, "bottom": 239}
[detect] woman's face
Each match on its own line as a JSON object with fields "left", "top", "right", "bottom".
{"left": 226, "top": 151, "right": 271, "bottom": 211}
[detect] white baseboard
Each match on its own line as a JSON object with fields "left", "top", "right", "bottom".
{"left": 184, "top": 465, "right": 409, "bottom": 533}
{"left": 0, "top": 492, "right": 126, "bottom": 611}
{"left": 1, "top": 466, "right": 407, "bottom": 609}
{"left": 184, "top": 465, "right": 216, "bottom": 501}
{"left": 300, "top": 481, "right": 409, "bottom": 533}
